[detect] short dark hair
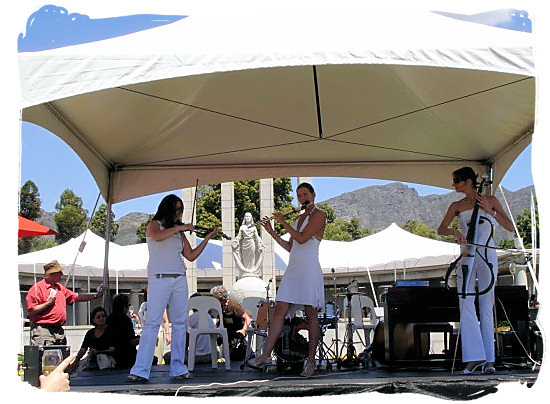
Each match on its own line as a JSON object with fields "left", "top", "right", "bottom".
{"left": 297, "top": 182, "right": 315, "bottom": 193}
{"left": 152, "top": 194, "right": 183, "bottom": 228}
{"left": 90, "top": 306, "right": 107, "bottom": 326}
{"left": 452, "top": 167, "right": 478, "bottom": 187}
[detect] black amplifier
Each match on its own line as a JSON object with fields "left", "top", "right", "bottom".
{"left": 23, "top": 345, "right": 71, "bottom": 387}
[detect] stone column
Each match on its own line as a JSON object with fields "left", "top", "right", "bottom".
{"left": 76, "top": 289, "right": 88, "bottom": 325}
{"left": 221, "top": 182, "right": 236, "bottom": 289}
{"left": 259, "top": 178, "right": 276, "bottom": 297}
{"left": 129, "top": 289, "right": 141, "bottom": 314}
{"left": 182, "top": 186, "right": 197, "bottom": 294}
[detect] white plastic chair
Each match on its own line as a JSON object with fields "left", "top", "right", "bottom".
{"left": 187, "top": 296, "right": 231, "bottom": 371}
{"left": 350, "top": 295, "right": 379, "bottom": 347}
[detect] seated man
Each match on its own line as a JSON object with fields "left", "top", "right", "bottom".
{"left": 210, "top": 286, "right": 251, "bottom": 361}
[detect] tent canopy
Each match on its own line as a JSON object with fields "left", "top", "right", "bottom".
{"left": 18, "top": 4, "right": 535, "bottom": 204}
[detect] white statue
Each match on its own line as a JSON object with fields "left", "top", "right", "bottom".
{"left": 232, "top": 212, "right": 265, "bottom": 277}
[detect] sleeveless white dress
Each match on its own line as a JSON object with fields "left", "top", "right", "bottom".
{"left": 276, "top": 213, "right": 325, "bottom": 311}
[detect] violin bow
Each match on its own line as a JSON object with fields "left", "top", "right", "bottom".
{"left": 190, "top": 178, "right": 199, "bottom": 231}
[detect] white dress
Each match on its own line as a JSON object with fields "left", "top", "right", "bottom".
{"left": 457, "top": 209, "right": 498, "bottom": 363}
{"left": 276, "top": 213, "right": 325, "bottom": 311}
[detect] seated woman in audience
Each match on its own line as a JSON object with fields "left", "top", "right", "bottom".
{"left": 70, "top": 307, "right": 116, "bottom": 372}
{"left": 210, "top": 286, "right": 251, "bottom": 361}
{"left": 107, "top": 294, "right": 140, "bottom": 369}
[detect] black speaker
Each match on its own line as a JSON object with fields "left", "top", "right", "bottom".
{"left": 23, "top": 345, "right": 70, "bottom": 387}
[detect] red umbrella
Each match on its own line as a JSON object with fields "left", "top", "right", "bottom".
{"left": 18, "top": 216, "right": 58, "bottom": 238}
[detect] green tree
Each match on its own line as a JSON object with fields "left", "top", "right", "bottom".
{"left": 498, "top": 239, "right": 516, "bottom": 249}
{"left": 136, "top": 214, "right": 154, "bottom": 243}
{"left": 317, "top": 203, "right": 370, "bottom": 241}
{"left": 18, "top": 180, "right": 42, "bottom": 254}
{"left": 90, "top": 204, "right": 119, "bottom": 241}
{"left": 19, "top": 180, "right": 41, "bottom": 220}
{"left": 32, "top": 238, "right": 58, "bottom": 251}
{"left": 54, "top": 189, "right": 88, "bottom": 243}
{"left": 403, "top": 220, "right": 438, "bottom": 239}
{"left": 515, "top": 198, "right": 539, "bottom": 248}
{"left": 194, "top": 178, "right": 295, "bottom": 238}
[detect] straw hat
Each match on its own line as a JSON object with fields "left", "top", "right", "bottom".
{"left": 43, "top": 260, "right": 63, "bottom": 275}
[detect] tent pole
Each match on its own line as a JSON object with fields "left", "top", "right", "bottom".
{"left": 102, "top": 169, "right": 113, "bottom": 312}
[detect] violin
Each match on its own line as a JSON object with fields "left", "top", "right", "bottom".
{"left": 458, "top": 176, "right": 495, "bottom": 298}
{"left": 174, "top": 220, "right": 231, "bottom": 240}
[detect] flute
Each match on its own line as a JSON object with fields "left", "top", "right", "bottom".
{"left": 247, "top": 202, "right": 310, "bottom": 228}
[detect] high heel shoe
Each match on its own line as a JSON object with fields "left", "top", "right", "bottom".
{"left": 462, "top": 361, "right": 484, "bottom": 375}
{"left": 246, "top": 355, "right": 271, "bottom": 371}
{"left": 482, "top": 363, "right": 496, "bottom": 374}
{"left": 300, "top": 360, "right": 315, "bottom": 377}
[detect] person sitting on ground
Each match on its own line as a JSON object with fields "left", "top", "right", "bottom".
{"left": 210, "top": 286, "right": 251, "bottom": 361}
{"left": 70, "top": 307, "right": 116, "bottom": 372}
{"left": 107, "top": 294, "right": 140, "bottom": 369}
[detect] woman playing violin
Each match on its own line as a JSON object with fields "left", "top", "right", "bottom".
{"left": 127, "top": 194, "right": 219, "bottom": 382}
{"left": 250, "top": 182, "right": 326, "bottom": 377}
{"left": 438, "top": 167, "right": 513, "bottom": 375}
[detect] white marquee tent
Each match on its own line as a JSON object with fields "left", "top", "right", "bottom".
{"left": 17, "top": 2, "right": 536, "bottom": 288}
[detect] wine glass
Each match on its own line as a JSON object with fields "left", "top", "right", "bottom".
{"left": 42, "top": 349, "right": 63, "bottom": 376}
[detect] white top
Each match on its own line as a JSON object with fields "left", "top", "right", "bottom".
{"left": 276, "top": 212, "right": 324, "bottom": 309}
{"left": 458, "top": 208, "right": 497, "bottom": 252}
{"left": 146, "top": 221, "right": 187, "bottom": 275}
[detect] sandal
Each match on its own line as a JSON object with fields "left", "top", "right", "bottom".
{"left": 246, "top": 356, "right": 270, "bottom": 371}
{"left": 171, "top": 373, "right": 192, "bottom": 381}
{"left": 462, "top": 361, "right": 484, "bottom": 375}
{"left": 126, "top": 374, "right": 148, "bottom": 383}
{"left": 482, "top": 363, "right": 496, "bottom": 374}
{"left": 300, "top": 359, "right": 315, "bottom": 377}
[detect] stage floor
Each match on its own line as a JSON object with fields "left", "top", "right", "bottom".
{"left": 68, "top": 360, "right": 539, "bottom": 399}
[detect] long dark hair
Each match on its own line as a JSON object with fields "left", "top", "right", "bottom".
{"left": 152, "top": 194, "right": 183, "bottom": 228}
{"left": 452, "top": 167, "right": 478, "bottom": 187}
{"left": 111, "top": 294, "right": 130, "bottom": 315}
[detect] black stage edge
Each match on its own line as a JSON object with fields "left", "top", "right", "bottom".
{"left": 67, "top": 362, "right": 538, "bottom": 399}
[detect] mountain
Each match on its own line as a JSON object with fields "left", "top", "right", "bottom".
{"left": 320, "top": 183, "right": 536, "bottom": 243}
{"left": 113, "top": 212, "right": 151, "bottom": 245}
{"left": 34, "top": 183, "right": 535, "bottom": 246}
{"left": 34, "top": 210, "right": 150, "bottom": 246}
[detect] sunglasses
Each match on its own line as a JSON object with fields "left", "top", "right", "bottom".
{"left": 452, "top": 178, "right": 464, "bottom": 184}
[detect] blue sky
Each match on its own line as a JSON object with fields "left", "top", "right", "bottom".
{"left": 16, "top": 5, "right": 536, "bottom": 219}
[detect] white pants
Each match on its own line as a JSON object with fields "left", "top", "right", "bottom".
{"left": 130, "top": 275, "right": 188, "bottom": 378}
{"left": 457, "top": 250, "right": 497, "bottom": 363}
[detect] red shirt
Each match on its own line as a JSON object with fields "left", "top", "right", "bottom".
{"left": 26, "top": 279, "right": 79, "bottom": 325}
